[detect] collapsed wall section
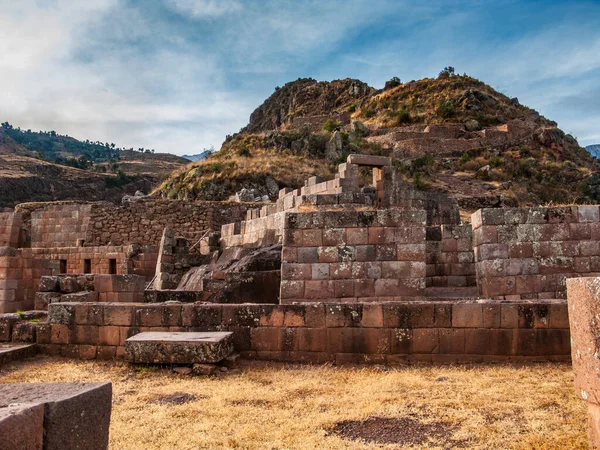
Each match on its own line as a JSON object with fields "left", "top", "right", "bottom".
{"left": 473, "top": 206, "right": 600, "bottom": 299}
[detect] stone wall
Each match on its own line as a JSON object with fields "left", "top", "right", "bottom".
{"left": 0, "top": 212, "right": 22, "bottom": 247}
{"left": 86, "top": 199, "right": 259, "bottom": 247}
{"left": 220, "top": 212, "right": 286, "bottom": 249}
{"left": 426, "top": 224, "right": 476, "bottom": 288}
{"left": 473, "top": 206, "right": 600, "bottom": 299}
{"left": 0, "top": 246, "right": 157, "bottom": 313}
{"left": 280, "top": 209, "right": 426, "bottom": 302}
{"left": 35, "top": 274, "right": 146, "bottom": 310}
{"left": 19, "top": 300, "right": 571, "bottom": 363}
{"left": 15, "top": 199, "right": 262, "bottom": 249}
{"left": 31, "top": 204, "right": 92, "bottom": 248}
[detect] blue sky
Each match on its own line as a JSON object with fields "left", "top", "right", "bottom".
{"left": 1, "top": 0, "right": 599, "bottom": 155}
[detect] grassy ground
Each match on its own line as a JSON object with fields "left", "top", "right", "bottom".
{"left": 0, "top": 356, "right": 588, "bottom": 450}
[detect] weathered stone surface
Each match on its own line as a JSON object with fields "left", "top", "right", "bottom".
{"left": 39, "top": 276, "right": 60, "bottom": 292}
{"left": 0, "top": 343, "right": 37, "bottom": 366}
{"left": 35, "top": 292, "right": 60, "bottom": 310}
{"left": 0, "top": 382, "right": 112, "bottom": 450}
{"left": 347, "top": 154, "right": 392, "bottom": 167}
{"left": 126, "top": 331, "right": 234, "bottom": 364}
{"left": 0, "top": 403, "right": 44, "bottom": 450}
{"left": 567, "top": 277, "right": 600, "bottom": 449}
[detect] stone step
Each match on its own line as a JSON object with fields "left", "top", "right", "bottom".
{"left": 125, "top": 332, "right": 234, "bottom": 364}
{"left": 0, "top": 343, "right": 37, "bottom": 367}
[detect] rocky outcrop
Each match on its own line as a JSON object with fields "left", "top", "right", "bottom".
{"left": 243, "top": 78, "right": 374, "bottom": 133}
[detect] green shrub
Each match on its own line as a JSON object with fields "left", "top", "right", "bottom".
{"left": 237, "top": 146, "right": 251, "bottom": 157}
{"left": 436, "top": 101, "right": 455, "bottom": 118}
{"left": 413, "top": 154, "right": 435, "bottom": 170}
{"left": 394, "top": 110, "right": 412, "bottom": 125}
{"left": 489, "top": 156, "right": 502, "bottom": 168}
{"left": 413, "top": 172, "right": 428, "bottom": 190}
{"left": 347, "top": 103, "right": 356, "bottom": 113}
{"left": 322, "top": 119, "right": 342, "bottom": 132}
{"left": 202, "top": 162, "right": 222, "bottom": 173}
{"left": 460, "top": 152, "right": 470, "bottom": 164}
{"left": 384, "top": 76, "right": 401, "bottom": 90}
{"left": 364, "top": 110, "right": 376, "bottom": 119}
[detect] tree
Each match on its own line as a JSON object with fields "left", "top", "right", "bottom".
{"left": 384, "top": 76, "right": 401, "bottom": 90}
{"left": 439, "top": 66, "right": 455, "bottom": 78}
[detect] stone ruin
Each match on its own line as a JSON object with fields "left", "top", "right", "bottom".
{"left": 3, "top": 152, "right": 600, "bottom": 366}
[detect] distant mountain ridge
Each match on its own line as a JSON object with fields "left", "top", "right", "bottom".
{"left": 0, "top": 125, "right": 188, "bottom": 207}
{"left": 182, "top": 149, "right": 213, "bottom": 162}
{"left": 587, "top": 144, "right": 600, "bottom": 158}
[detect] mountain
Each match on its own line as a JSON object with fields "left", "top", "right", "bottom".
{"left": 0, "top": 128, "right": 189, "bottom": 208}
{"left": 587, "top": 145, "right": 600, "bottom": 158}
{"left": 156, "top": 73, "right": 598, "bottom": 210}
{"left": 182, "top": 150, "right": 213, "bottom": 162}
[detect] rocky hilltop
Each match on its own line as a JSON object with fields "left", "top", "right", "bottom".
{"left": 157, "top": 72, "right": 597, "bottom": 211}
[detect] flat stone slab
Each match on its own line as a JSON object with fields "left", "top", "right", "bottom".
{"left": 347, "top": 154, "right": 392, "bottom": 167}
{"left": 0, "top": 382, "right": 112, "bottom": 450}
{"left": 0, "top": 343, "right": 37, "bottom": 367}
{"left": 126, "top": 331, "right": 234, "bottom": 364}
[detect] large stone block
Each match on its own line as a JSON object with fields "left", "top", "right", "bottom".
{"left": 126, "top": 331, "right": 234, "bottom": 364}
{"left": 347, "top": 154, "right": 392, "bottom": 167}
{"left": 0, "top": 403, "right": 44, "bottom": 450}
{"left": 0, "top": 382, "right": 112, "bottom": 450}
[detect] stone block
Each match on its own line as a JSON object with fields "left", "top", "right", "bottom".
{"left": 346, "top": 154, "right": 391, "bottom": 167}
{"left": 126, "top": 332, "right": 234, "bottom": 364}
{"left": 0, "top": 403, "right": 44, "bottom": 450}
{"left": 0, "top": 382, "right": 112, "bottom": 450}
{"left": 578, "top": 206, "right": 600, "bottom": 223}
{"left": 39, "top": 276, "right": 60, "bottom": 292}
{"left": 59, "top": 277, "right": 79, "bottom": 293}
{"left": 452, "top": 303, "right": 483, "bottom": 327}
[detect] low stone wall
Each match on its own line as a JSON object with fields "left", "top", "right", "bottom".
{"left": 0, "top": 246, "right": 157, "bottom": 313}
{"left": 473, "top": 206, "right": 600, "bottom": 299}
{"left": 29, "top": 300, "right": 571, "bottom": 363}
{"left": 35, "top": 274, "right": 147, "bottom": 309}
{"left": 426, "top": 224, "right": 476, "bottom": 288}
{"left": 280, "top": 209, "right": 427, "bottom": 302}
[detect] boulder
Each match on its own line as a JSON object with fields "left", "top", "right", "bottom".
{"left": 350, "top": 120, "right": 370, "bottom": 136}
{"left": 476, "top": 165, "right": 491, "bottom": 178}
{"left": 326, "top": 130, "right": 343, "bottom": 161}
{"left": 465, "top": 119, "right": 481, "bottom": 132}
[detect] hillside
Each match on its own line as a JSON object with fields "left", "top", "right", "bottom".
{"left": 157, "top": 73, "right": 598, "bottom": 210}
{"left": 0, "top": 132, "right": 189, "bottom": 208}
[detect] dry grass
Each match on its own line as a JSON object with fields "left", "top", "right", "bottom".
{"left": 0, "top": 356, "right": 587, "bottom": 450}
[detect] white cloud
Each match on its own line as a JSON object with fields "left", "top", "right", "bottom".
{"left": 164, "top": 0, "right": 243, "bottom": 18}
{"left": 0, "top": 0, "right": 598, "bottom": 156}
